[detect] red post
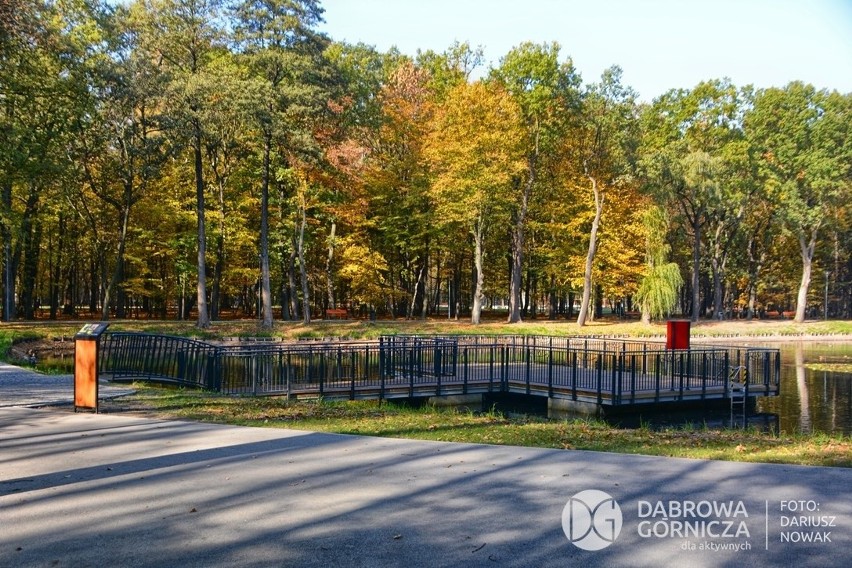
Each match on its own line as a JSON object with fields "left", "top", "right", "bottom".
{"left": 666, "top": 320, "right": 690, "bottom": 350}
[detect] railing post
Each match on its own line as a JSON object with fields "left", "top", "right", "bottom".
{"left": 319, "top": 350, "right": 325, "bottom": 398}
{"left": 489, "top": 345, "right": 495, "bottom": 392}
{"left": 654, "top": 352, "right": 661, "bottom": 403}
{"left": 252, "top": 355, "right": 258, "bottom": 395}
{"left": 350, "top": 351, "right": 356, "bottom": 400}
{"left": 571, "top": 351, "right": 578, "bottom": 401}
{"left": 596, "top": 355, "right": 603, "bottom": 405}
{"left": 501, "top": 345, "right": 508, "bottom": 392}
{"left": 461, "top": 347, "right": 467, "bottom": 395}
{"left": 630, "top": 353, "right": 636, "bottom": 404}
{"left": 614, "top": 353, "right": 621, "bottom": 405}
{"left": 547, "top": 344, "right": 554, "bottom": 397}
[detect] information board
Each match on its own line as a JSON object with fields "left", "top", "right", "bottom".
{"left": 74, "top": 322, "right": 109, "bottom": 412}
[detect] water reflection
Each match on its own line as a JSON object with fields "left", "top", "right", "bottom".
{"left": 795, "top": 344, "right": 811, "bottom": 432}
{"left": 756, "top": 341, "right": 852, "bottom": 436}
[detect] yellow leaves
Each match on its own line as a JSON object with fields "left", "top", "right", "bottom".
{"left": 338, "top": 238, "right": 389, "bottom": 305}
{"left": 425, "top": 80, "right": 527, "bottom": 226}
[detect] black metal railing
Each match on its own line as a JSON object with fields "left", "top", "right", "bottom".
{"left": 99, "top": 332, "right": 781, "bottom": 406}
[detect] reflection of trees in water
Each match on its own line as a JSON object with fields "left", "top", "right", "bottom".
{"left": 794, "top": 342, "right": 811, "bottom": 432}
{"left": 760, "top": 342, "right": 852, "bottom": 435}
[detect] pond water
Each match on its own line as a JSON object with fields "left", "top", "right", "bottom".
{"left": 756, "top": 341, "right": 852, "bottom": 436}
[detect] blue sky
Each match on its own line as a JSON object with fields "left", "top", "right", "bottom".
{"left": 318, "top": 0, "right": 852, "bottom": 101}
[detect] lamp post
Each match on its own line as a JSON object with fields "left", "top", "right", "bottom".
{"left": 824, "top": 271, "right": 831, "bottom": 321}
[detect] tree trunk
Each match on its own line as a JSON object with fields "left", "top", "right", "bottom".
{"left": 508, "top": 152, "right": 536, "bottom": 323}
{"left": 795, "top": 230, "right": 818, "bottom": 323}
{"left": 49, "top": 216, "right": 64, "bottom": 320}
{"left": 1, "top": 176, "right": 15, "bottom": 321}
{"left": 101, "top": 198, "right": 132, "bottom": 321}
{"left": 577, "top": 173, "right": 602, "bottom": 326}
{"left": 193, "top": 123, "right": 210, "bottom": 328}
{"left": 547, "top": 275, "right": 556, "bottom": 319}
{"left": 211, "top": 181, "right": 225, "bottom": 321}
{"left": 259, "top": 135, "right": 273, "bottom": 329}
{"left": 287, "top": 245, "right": 299, "bottom": 320}
{"left": 15, "top": 184, "right": 41, "bottom": 320}
{"left": 20, "top": 218, "right": 42, "bottom": 320}
{"left": 408, "top": 261, "right": 425, "bottom": 321}
{"left": 691, "top": 216, "right": 702, "bottom": 322}
{"left": 471, "top": 221, "right": 484, "bottom": 325}
{"left": 297, "top": 200, "right": 310, "bottom": 324}
{"left": 325, "top": 220, "right": 336, "bottom": 309}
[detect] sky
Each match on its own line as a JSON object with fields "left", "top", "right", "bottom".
{"left": 317, "top": 0, "right": 852, "bottom": 101}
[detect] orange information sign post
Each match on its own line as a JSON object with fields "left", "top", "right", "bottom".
{"left": 74, "top": 323, "right": 110, "bottom": 413}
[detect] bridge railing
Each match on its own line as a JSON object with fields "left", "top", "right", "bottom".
{"left": 100, "top": 332, "right": 219, "bottom": 389}
{"left": 99, "top": 332, "right": 780, "bottom": 405}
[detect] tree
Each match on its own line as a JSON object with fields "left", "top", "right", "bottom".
{"left": 75, "top": 2, "right": 170, "bottom": 320}
{"left": 641, "top": 80, "right": 744, "bottom": 321}
{"left": 135, "top": 0, "right": 229, "bottom": 328}
{"left": 233, "top": 0, "right": 330, "bottom": 328}
{"left": 1, "top": 0, "right": 98, "bottom": 319}
{"left": 571, "top": 67, "right": 638, "bottom": 326}
{"left": 635, "top": 206, "right": 683, "bottom": 322}
{"left": 491, "top": 42, "right": 580, "bottom": 323}
{"left": 360, "top": 60, "right": 434, "bottom": 318}
{"left": 425, "top": 80, "right": 525, "bottom": 324}
{"left": 746, "top": 83, "right": 851, "bottom": 322}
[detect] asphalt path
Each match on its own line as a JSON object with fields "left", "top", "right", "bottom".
{"left": 0, "top": 363, "right": 850, "bottom": 567}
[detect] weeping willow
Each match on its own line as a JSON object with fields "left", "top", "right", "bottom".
{"left": 635, "top": 206, "right": 683, "bottom": 322}
{"left": 635, "top": 262, "right": 683, "bottom": 321}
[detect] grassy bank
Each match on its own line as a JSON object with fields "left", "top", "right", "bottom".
{"left": 101, "top": 385, "right": 852, "bottom": 468}
{"left": 2, "top": 317, "right": 852, "bottom": 344}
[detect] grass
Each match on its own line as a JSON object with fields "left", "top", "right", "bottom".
{"left": 100, "top": 385, "right": 852, "bottom": 468}
{"left": 2, "top": 317, "right": 851, "bottom": 345}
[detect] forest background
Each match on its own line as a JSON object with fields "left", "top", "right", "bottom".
{"left": 1, "top": 0, "right": 850, "bottom": 330}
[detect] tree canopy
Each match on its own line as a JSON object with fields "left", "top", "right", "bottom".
{"left": 1, "top": 1, "right": 850, "bottom": 325}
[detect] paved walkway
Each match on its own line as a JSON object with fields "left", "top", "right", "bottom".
{"left": 0, "top": 362, "right": 135, "bottom": 408}
{"left": 0, "top": 366, "right": 849, "bottom": 567}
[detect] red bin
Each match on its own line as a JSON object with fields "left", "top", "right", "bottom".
{"left": 666, "top": 320, "right": 690, "bottom": 350}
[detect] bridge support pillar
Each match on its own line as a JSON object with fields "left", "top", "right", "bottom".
{"left": 427, "top": 394, "right": 483, "bottom": 412}
{"left": 548, "top": 397, "right": 604, "bottom": 419}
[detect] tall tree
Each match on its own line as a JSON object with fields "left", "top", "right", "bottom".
{"left": 233, "top": 0, "right": 330, "bottom": 328}
{"left": 746, "top": 83, "right": 851, "bottom": 322}
{"left": 1, "top": 0, "right": 96, "bottom": 319}
{"left": 641, "top": 80, "right": 743, "bottom": 321}
{"left": 491, "top": 42, "right": 580, "bottom": 323}
{"left": 571, "top": 66, "right": 638, "bottom": 326}
{"left": 135, "top": 0, "right": 228, "bottom": 327}
{"left": 425, "top": 80, "right": 525, "bottom": 324}
{"left": 76, "top": 2, "right": 169, "bottom": 320}
{"left": 361, "top": 60, "right": 434, "bottom": 318}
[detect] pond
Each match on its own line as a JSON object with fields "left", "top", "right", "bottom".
{"left": 756, "top": 341, "right": 852, "bottom": 436}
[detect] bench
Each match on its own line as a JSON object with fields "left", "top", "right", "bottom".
{"left": 324, "top": 308, "right": 348, "bottom": 320}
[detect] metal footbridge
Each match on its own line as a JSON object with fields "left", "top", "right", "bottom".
{"left": 99, "top": 333, "right": 780, "bottom": 409}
